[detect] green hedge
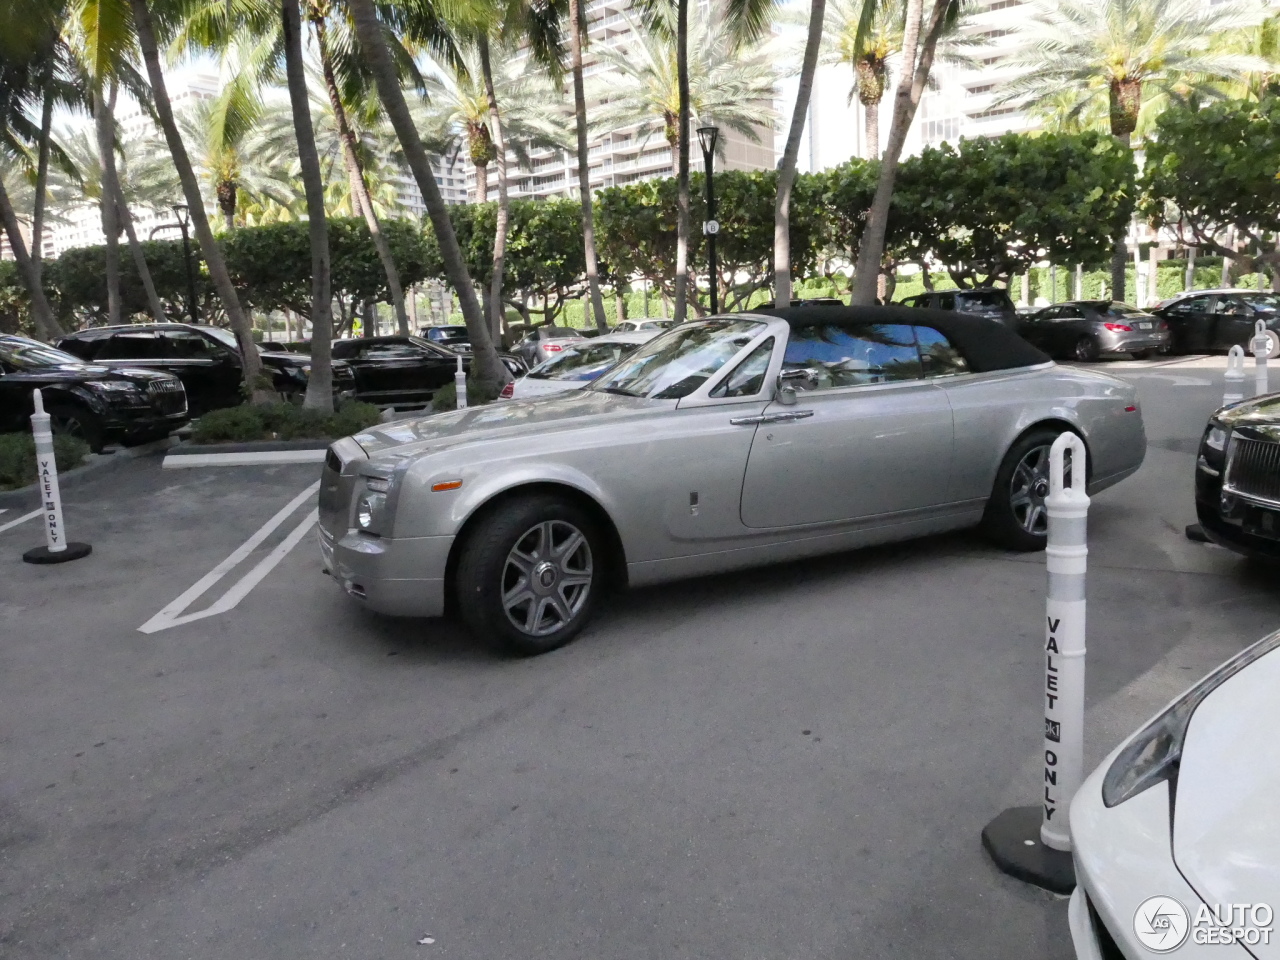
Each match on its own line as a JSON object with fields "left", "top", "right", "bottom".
{"left": 0, "top": 433, "right": 90, "bottom": 491}
{"left": 191, "top": 401, "right": 382, "bottom": 444}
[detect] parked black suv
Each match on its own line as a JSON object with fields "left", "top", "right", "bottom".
{"left": 330, "top": 335, "right": 526, "bottom": 408}
{"left": 1151, "top": 289, "right": 1280, "bottom": 357}
{"left": 57, "top": 323, "right": 356, "bottom": 416}
{"left": 1195, "top": 392, "right": 1280, "bottom": 560}
{"left": 898, "top": 287, "right": 1018, "bottom": 327}
{"left": 0, "top": 334, "right": 188, "bottom": 451}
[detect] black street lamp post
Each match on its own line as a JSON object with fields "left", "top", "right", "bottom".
{"left": 172, "top": 204, "right": 199, "bottom": 325}
{"left": 697, "top": 125, "right": 720, "bottom": 315}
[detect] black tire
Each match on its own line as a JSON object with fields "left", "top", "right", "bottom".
{"left": 455, "top": 494, "right": 603, "bottom": 656}
{"left": 1073, "top": 336, "right": 1100, "bottom": 362}
{"left": 1131, "top": 349, "right": 1157, "bottom": 360}
{"left": 1262, "top": 328, "right": 1280, "bottom": 360}
{"left": 47, "top": 401, "right": 106, "bottom": 453}
{"left": 981, "top": 428, "right": 1079, "bottom": 552}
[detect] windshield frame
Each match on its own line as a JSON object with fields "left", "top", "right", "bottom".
{"left": 0, "top": 336, "right": 86, "bottom": 369}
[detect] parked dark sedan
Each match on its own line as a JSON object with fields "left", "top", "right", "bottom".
{"left": 57, "top": 323, "right": 356, "bottom": 415}
{"left": 1018, "top": 301, "right": 1171, "bottom": 361}
{"left": 419, "top": 325, "right": 471, "bottom": 353}
{"left": 898, "top": 287, "right": 1018, "bottom": 327}
{"left": 1195, "top": 391, "right": 1280, "bottom": 560}
{"left": 1153, "top": 289, "right": 1280, "bottom": 358}
{"left": 330, "top": 335, "right": 527, "bottom": 408}
{"left": 0, "top": 334, "right": 188, "bottom": 451}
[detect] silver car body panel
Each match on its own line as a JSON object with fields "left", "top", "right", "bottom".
{"left": 320, "top": 316, "right": 1145, "bottom": 617}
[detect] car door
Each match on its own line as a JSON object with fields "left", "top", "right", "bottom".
{"left": 0, "top": 357, "right": 27, "bottom": 432}
{"left": 1211, "top": 295, "right": 1256, "bottom": 349}
{"left": 157, "top": 328, "right": 242, "bottom": 414}
{"left": 739, "top": 322, "right": 955, "bottom": 528}
{"left": 1161, "top": 294, "right": 1214, "bottom": 351}
{"left": 1019, "top": 307, "right": 1057, "bottom": 350}
{"left": 1054, "top": 305, "right": 1089, "bottom": 353}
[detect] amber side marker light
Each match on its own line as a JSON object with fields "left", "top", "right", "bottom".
{"left": 431, "top": 480, "right": 464, "bottom": 492}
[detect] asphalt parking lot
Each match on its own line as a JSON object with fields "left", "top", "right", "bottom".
{"left": 2, "top": 356, "right": 1278, "bottom": 960}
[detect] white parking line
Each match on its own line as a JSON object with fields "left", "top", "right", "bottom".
{"left": 0, "top": 508, "right": 42, "bottom": 535}
{"left": 138, "top": 482, "right": 320, "bottom": 634}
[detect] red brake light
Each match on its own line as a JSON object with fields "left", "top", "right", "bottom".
{"left": 1125, "top": 405, "right": 1137, "bottom": 412}
{"left": 1104, "top": 322, "right": 1132, "bottom": 332}
{"left": 1158, "top": 320, "right": 1168, "bottom": 330}
{"left": 545, "top": 344, "right": 562, "bottom": 352}
{"left": 499, "top": 382, "right": 514, "bottom": 399}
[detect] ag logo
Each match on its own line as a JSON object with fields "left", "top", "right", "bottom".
{"left": 1134, "top": 896, "right": 1190, "bottom": 952}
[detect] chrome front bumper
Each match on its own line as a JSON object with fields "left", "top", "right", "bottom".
{"left": 319, "top": 526, "right": 454, "bottom": 618}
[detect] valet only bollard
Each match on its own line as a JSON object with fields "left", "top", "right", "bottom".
{"left": 454, "top": 355, "right": 468, "bottom": 410}
{"left": 1252, "top": 320, "right": 1270, "bottom": 397}
{"left": 981, "top": 432, "right": 1088, "bottom": 894}
{"left": 22, "top": 389, "right": 92, "bottom": 564}
{"left": 1224, "top": 345, "right": 1247, "bottom": 406}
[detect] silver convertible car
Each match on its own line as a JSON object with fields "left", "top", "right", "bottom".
{"left": 319, "top": 305, "right": 1146, "bottom": 655}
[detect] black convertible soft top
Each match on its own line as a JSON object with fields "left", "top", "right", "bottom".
{"left": 750, "top": 303, "right": 1050, "bottom": 373}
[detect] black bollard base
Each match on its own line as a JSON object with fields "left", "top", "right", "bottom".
{"left": 1185, "top": 523, "right": 1210, "bottom": 543}
{"left": 23, "top": 542, "right": 92, "bottom": 564}
{"left": 981, "top": 805, "right": 1076, "bottom": 894}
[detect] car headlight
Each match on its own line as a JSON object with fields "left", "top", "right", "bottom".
{"left": 1204, "top": 424, "right": 1229, "bottom": 452}
{"left": 355, "top": 492, "right": 386, "bottom": 533}
{"left": 290, "top": 364, "right": 311, "bottom": 379}
{"left": 89, "top": 380, "right": 139, "bottom": 393}
{"left": 1102, "top": 630, "right": 1280, "bottom": 806}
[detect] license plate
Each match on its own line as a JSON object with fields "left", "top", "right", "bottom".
{"left": 1136, "top": 321, "right": 1152, "bottom": 330}
{"left": 1244, "top": 506, "right": 1280, "bottom": 541}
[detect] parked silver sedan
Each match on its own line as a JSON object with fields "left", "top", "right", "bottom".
{"left": 1018, "top": 301, "right": 1171, "bottom": 361}
{"left": 319, "top": 305, "right": 1146, "bottom": 655}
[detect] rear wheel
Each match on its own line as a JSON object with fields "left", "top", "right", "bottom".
{"left": 1261, "top": 329, "right": 1280, "bottom": 360}
{"left": 1073, "top": 336, "right": 1100, "bottom": 362}
{"left": 455, "top": 494, "right": 603, "bottom": 656}
{"left": 981, "top": 428, "right": 1079, "bottom": 551}
{"left": 47, "top": 402, "right": 105, "bottom": 453}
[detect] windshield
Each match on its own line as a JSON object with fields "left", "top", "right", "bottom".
{"left": 591, "top": 319, "right": 765, "bottom": 399}
{"left": 956, "top": 291, "right": 1012, "bottom": 314}
{"left": 1240, "top": 294, "right": 1280, "bottom": 314}
{"left": 0, "top": 336, "right": 84, "bottom": 368}
{"left": 428, "top": 328, "right": 468, "bottom": 341}
{"left": 203, "top": 326, "right": 257, "bottom": 355}
{"left": 529, "top": 341, "right": 639, "bottom": 381}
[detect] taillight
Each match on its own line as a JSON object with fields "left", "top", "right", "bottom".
{"left": 1158, "top": 320, "right": 1168, "bottom": 330}
{"left": 499, "top": 382, "right": 514, "bottom": 399}
{"left": 1104, "top": 322, "right": 1132, "bottom": 332}
{"left": 545, "top": 344, "right": 562, "bottom": 352}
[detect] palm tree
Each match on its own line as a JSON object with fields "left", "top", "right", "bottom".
{"left": 999, "top": 0, "right": 1272, "bottom": 300}
{"left": 129, "top": 0, "right": 270, "bottom": 400}
{"left": 566, "top": 0, "right": 609, "bottom": 332}
{"left": 346, "top": 0, "right": 510, "bottom": 390}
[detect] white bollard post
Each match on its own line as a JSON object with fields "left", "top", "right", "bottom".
{"left": 1251, "top": 319, "right": 1270, "bottom": 397}
{"left": 23, "top": 389, "right": 92, "bottom": 564}
{"left": 1040, "top": 432, "right": 1089, "bottom": 852}
{"left": 1225, "top": 344, "right": 1247, "bottom": 406}
{"left": 454, "top": 354, "right": 468, "bottom": 410}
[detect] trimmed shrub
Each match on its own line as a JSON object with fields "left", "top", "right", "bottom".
{"left": 191, "top": 401, "right": 382, "bottom": 444}
{"left": 430, "top": 377, "right": 501, "bottom": 411}
{"left": 0, "top": 433, "right": 91, "bottom": 491}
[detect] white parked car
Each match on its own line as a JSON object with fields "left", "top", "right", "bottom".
{"left": 613, "top": 318, "right": 674, "bottom": 333}
{"left": 501, "top": 331, "right": 657, "bottom": 399}
{"left": 1069, "top": 628, "right": 1280, "bottom": 958}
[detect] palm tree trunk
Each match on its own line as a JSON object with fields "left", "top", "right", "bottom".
{"left": 345, "top": 0, "right": 509, "bottom": 388}
{"left": 850, "top": 0, "right": 949, "bottom": 305}
{"left": 474, "top": 161, "right": 488, "bottom": 203}
{"left": 31, "top": 90, "right": 52, "bottom": 278}
{"left": 94, "top": 85, "right": 122, "bottom": 325}
{"left": 672, "top": 0, "right": 691, "bottom": 325}
{"left": 774, "top": 0, "right": 827, "bottom": 308}
{"left": 479, "top": 35, "right": 512, "bottom": 345}
{"left": 568, "top": 0, "right": 610, "bottom": 334}
{"left": 130, "top": 0, "right": 268, "bottom": 400}
{"left": 283, "top": 0, "right": 334, "bottom": 412}
{"left": 1111, "top": 129, "right": 1132, "bottom": 301}
{"left": 313, "top": 15, "right": 409, "bottom": 338}
{"left": 0, "top": 175, "right": 63, "bottom": 340}
{"left": 111, "top": 178, "right": 167, "bottom": 323}
{"left": 863, "top": 96, "right": 879, "bottom": 160}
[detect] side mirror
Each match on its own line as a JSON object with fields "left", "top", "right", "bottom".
{"left": 776, "top": 369, "right": 815, "bottom": 405}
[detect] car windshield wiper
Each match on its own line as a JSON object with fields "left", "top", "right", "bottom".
{"left": 598, "top": 385, "right": 642, "bottom": 397}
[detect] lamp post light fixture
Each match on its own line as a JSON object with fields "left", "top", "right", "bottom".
{"left": 697, "top": 125, "right": 720, "bottom": 315}
{"left": 172, "top": 203, "right": 199, "bottom": 325}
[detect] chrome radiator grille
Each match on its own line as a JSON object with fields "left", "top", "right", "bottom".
{"left": 1225, "top": 437, "right": 1280, "bottom": 506}
{"left": 146, "top": 378, "right": 187, "bottom": 415}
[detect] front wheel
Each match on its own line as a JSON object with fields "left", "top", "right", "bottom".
{"left": 981, "top": 429, "right": 1080, "bottom": 551}
{"left": 47, "top": 402, "right": 106, "bottom": 453}
{"left": 1073, "top": 336, "right": 1100, "bottom": 362}
{"left": 455, "top": 495, "right": 603, "bottom": 655}
{"left": 1260, "top": 329, "right": 1280, "bottom": 360}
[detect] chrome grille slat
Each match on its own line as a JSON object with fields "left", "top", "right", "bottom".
{"left": 145, "top": 378, "right": 187, "bottom": 415}
{"left": 1225, "top": 437, "right": 1280, "bottom": 506}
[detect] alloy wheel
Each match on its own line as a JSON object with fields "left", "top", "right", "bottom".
{"left": 1008, "top": 444, "right": 1064, "bottom": 536}
{"left": 50, "top": 412, "right": 87, "bottom": 441}
{"left": 501, "top": 519, "right": 594, "bottom": 637}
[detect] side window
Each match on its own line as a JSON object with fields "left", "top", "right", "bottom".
{"left": 782, "top": 324, "right": 922, "bottom": 390}
{"left": 97, "top": 332, "right": 167, "bottom": 360}
{"left": 165, "top": 331, "right": 221, "bottom": 359}
{"left": 1037, "top": 307, "right": 1060, "bottom": 321}
{"left": 1169, "top": 296, "right": 1210, "bottom": 316}
{"left": 57, "top": 337, "right": 103, "bottom": 360}
{"left": 711, "top": 338, "right": 774, "bottom": 398}
{"left": 1216, "top": 296, "right": 1251, "bottom": 317}
{"left": 330, "top": 341, "right": 356, "bottom": 360}
{"left": 1058, "top": 307, "right": 1082, "bottom": 319}
{"left": 914, "top": 326, "right": 970, "bottom": 377}
{"left": 936, "top": 293, "right": 955, "bottom": 310}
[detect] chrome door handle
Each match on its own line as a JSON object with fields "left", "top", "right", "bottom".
{"left": 730, "top": 410, "right": 814, "bottom": 426}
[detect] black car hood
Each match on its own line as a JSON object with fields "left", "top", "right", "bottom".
{"left": 260, "top": 351, "right": 351, "bottom": 372}
{"left": 1220, "top": 391, "right": 1280, "bottom": 440}
{"left": 8, "top": 363, "right": 173, "bottom": 386}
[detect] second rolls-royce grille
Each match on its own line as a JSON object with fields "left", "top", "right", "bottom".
{"left": 146, "top": 378, "right": 188, "bottom": 415}
{"left": 1225, "top": 437, "right": 1280, "bottom": 505}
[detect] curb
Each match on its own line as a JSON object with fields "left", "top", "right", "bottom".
{"left": 162, "top": 438, "right": 332, "bottom": 469}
